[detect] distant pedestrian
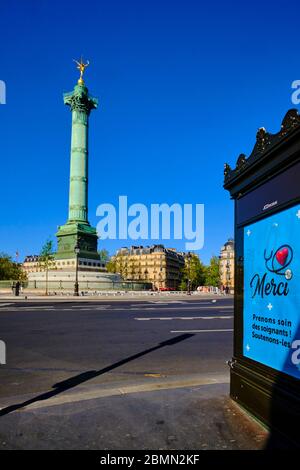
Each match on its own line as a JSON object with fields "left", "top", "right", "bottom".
{"left": 15, "top": 281, "right": 20, "bottom": 296}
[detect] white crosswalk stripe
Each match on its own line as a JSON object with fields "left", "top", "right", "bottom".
{"left": 171, "top": 329, "right": 233, "bottom": 333}
{"left": 135, "top": 315, "right": 233, "bottom": 321}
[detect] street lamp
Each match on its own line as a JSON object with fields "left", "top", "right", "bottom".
{"left": 74, "top": 243, "right": 80, "bottom": 296}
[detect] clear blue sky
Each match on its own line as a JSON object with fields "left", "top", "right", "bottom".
{"left": 0, "top": 0, "right": 299, "bottom": 264}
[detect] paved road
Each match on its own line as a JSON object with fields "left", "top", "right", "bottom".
{"left": 0, "top": 297, "right": 268, "bottom": 449}
{"left": 0, "top": 297, "right": 233, "bottom": 397}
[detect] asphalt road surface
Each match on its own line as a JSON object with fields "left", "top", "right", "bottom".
{"left": 0, "top": 297, "right": 268, "bottom": 449}
{"left": 0, "top": 297, "right": 233, "bottom": 398}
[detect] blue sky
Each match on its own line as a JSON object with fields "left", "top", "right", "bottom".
{"left": 0, "top": 0, "right": 299, "bottom": 264}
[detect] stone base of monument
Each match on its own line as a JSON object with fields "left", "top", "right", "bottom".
{"left": 27, "top": 270, "right": 152, "bottom": 292}
{"left": 28, "top": 270, "right": 120, "bottom": 291}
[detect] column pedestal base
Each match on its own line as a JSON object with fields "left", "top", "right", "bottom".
{"left": 56, "top": 221, "right": 100, "bottom": 261}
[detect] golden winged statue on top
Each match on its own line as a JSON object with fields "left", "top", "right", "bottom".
{"left": 73, "top": 57, "right": 90, "bottom": 84}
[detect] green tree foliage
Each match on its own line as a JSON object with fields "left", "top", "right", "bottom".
{"left": 39, "top": 240, "right": 55, "bottom": 269}
{"left": 205, "top": 255, "right": 220, "bottom": 287}
{"left": 38, "top": 240, "right": 55, "bottom": 295}
{"left": 0, "top": 253, "right": 26, "bottom": 281}
{"left": 106, "top": 257, "right": 117, "bottom": 273}
{"left": 180, "top": 253, "right": 206, "bottom": 291}
{"left": 106, "top": 254, "right": 126, "bottom": 277}
{"left": 106, "top": 254, "right": 125, "bottom": 276}
{"left": 98, "top": 249, "right": 109, "bottom": 262}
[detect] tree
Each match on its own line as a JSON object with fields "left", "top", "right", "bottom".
{"left": 205, "top": 255, "right": 220, "bottom": 287}
{"left": 106, "top": 257, "right": 117, "bottom": 273}
{"left": 0, "top": 253, "right": 26, "bottom": 281}
{"left": 106, "top": 254, "right": 127, "bottom": 279}
{"left": 38, "top": 240, "right": 55, "bottom": 295}
{"left": 98, "top": 249, "right": 109, "bottom": 262}
{"left": 180, "top": 253, "right": 206, "bottom": 291}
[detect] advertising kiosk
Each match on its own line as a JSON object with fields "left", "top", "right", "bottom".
{"left": 224, "top": 109, "right": 300, "bottom": 447}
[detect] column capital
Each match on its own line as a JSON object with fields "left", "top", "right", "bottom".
{"left": 63, "top": 83, "right": 98, "bottom": 115}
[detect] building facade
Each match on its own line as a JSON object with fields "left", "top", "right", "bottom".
{"left": 219, "top": 238, "right": 235, "bottom": 292}
{"left": 113, "top": 245, "right": 185, "bottom": 290}
{"left": 23, "top": 255, "right": 106, "bottom": 275}
{"left": 23, "top": 255, "right": 41, "bottom": 274}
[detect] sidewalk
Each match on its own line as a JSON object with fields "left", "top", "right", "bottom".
{"left": 0, "top": 374, "right": 268, "bottom": 450}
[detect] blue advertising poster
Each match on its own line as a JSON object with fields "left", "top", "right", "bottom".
{"left": 244, "top": 203, "right": 300, "bottom": 379}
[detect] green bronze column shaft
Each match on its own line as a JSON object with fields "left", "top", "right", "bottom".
{"left": 55, "top": 62, "right": 100, "bottom": 262}
{"left": 65, "top": 84, "right": 94, "bottom": 223}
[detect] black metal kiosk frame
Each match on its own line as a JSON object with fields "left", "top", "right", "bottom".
{"left": 224, "top": 109, "right": 300, "bottom": 448}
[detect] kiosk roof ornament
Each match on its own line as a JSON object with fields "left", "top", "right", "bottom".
{"left": 224, "top": 109, "right": 300, "bottom": 187}
{"left": 73, "top": 57, "right": 90, "bottom": 85}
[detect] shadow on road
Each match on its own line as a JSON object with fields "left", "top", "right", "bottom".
{"left": 0, "top": 333, "right": 194, "bottom": 417}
